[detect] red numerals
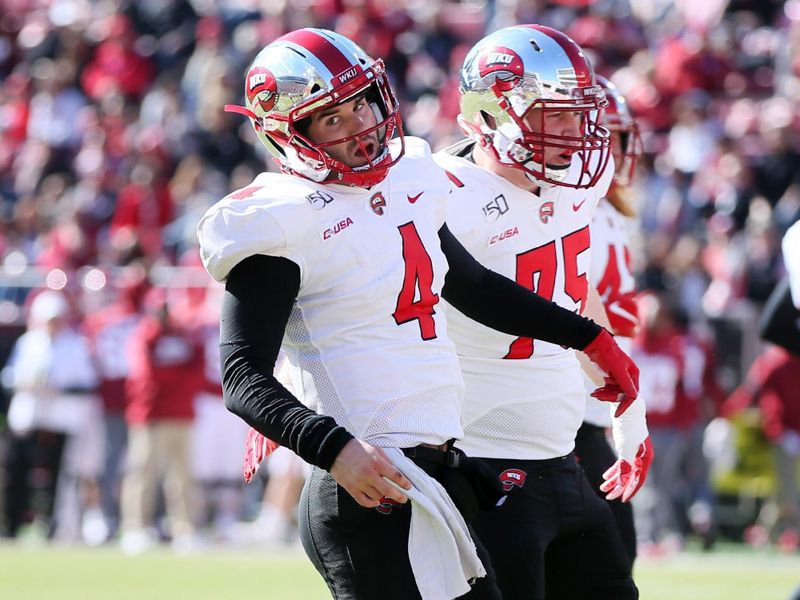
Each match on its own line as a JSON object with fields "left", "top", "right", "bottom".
{"left": 596, "top": 244, "right": 621, "bottom": 301}
{"left": 504, "top": 226, "right": 591, "bottom": 359}
{"left": 504, "top": 241, "right": 557, "bottom": 359}
{"left": 562, "top": 226, "right": 590, "bottom": 314}
{"left": 394, "top": 222, "right": 439, "bottom": 340}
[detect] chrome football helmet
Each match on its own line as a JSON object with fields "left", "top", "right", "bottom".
{"left": 459, "top": 24, "right": 610, "bottom": 189}
{"left": 596, "top": 75, "right": 642, "bottom": 187}
{"left": 226, "top": 28, "right": 404, "bottom": 187}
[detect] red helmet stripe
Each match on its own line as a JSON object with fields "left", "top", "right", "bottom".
{"left": 524, "top": 24, "right": 593, "bottom": 87}
{"left": 278, "top": 29, "right": 357, "bottom": 83}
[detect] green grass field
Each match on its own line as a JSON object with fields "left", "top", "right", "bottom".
{"left": 1, "top": 543, "right": 798, "bottom": 600}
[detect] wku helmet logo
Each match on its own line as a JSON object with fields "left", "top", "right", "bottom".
{"left": 478, "top": 47, "right": 524, "bottom": 92}
{"left": 499, "top": 468, "right": 527, "bottom": 492}
{"left": 246, "top": 66, "right": 278, "bottom": 113}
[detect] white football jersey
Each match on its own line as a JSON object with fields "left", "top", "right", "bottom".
{"left": 588, "top": 198, "right": 636, "bottom": 303}
{"left": 198, "top": 137, "right": 465, "bottom": 449}
{"left": 434, "top": 147, "right": 613, "bottom": 459}
{"left": 584, "top": 197, "right": 637, "bottom": 427}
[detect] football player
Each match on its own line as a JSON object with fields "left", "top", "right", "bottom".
{"left": 198, "top": 28, "right": 637, "bottom": 600}
{"left": 575, "top": 75, "right": 650, "bottom": 568}
{"left": 433, "top": 26, "right": 647, "bottom": 599}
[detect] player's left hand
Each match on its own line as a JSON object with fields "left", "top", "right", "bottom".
{"left": 583, "top": 328, "right": 639, "bottom": 416}
{"left": 600, "top": 437, "right": 653, "bottom": 502}
{"left": 243, "top": 427, "right": 280, "bottom": 483}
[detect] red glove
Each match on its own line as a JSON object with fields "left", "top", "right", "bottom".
{"left": 605, "top": 291, "right": 640, "bottom": 338}
{"left": 600, "top": 437, "right": 653, "bottom": 502}
{"left": 583, "top": 328, "right": 639, "bottom": 417}
{"left": 243, "top": 427, "right": 280, "bottom": 483}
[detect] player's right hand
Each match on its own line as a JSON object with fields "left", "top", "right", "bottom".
{"left": 243, "top": 427, "right": 280, "bottom": 483}
{"left": 330, "top": 439, "right": 413, "bottom": 508}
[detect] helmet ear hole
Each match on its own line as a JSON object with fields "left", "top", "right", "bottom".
{"left": 480, "top": 110, "right": 497, "bottom": 129}
{"left": 264, "top": 134, "right": 285, "bottom": 157}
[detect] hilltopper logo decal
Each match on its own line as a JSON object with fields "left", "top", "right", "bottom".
{"left": 246, "top": 66, "right": 278, "bottom": 113}
{"left": 478, "top": 47, "right": 524, "bottom": 91}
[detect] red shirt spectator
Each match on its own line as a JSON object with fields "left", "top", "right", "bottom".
{"left": 81, "top": 15, "right": 155, "bottom": 100}
{"left": 84, "top": 268, "right": 149, "bottom": 414}
{"left": 125, "top": 288, "right": 203, "bottom": 424}
{"left": 724, "top": 346, "right": 800, "bottom": 441}
{"left": 633, "top": 327, "right": 700, "bottom": 429}
{"left": 110, "top": 174, "right": 174, "bottom": 260}
{"left": 632, "top": 293, "right": 722, "bottom": 429}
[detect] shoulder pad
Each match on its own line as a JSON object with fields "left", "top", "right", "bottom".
{"left": 197, "top": 173, "right": 318, "bottom": 281}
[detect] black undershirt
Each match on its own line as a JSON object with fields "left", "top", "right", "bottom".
{"left": 220, "top": 224, "right": 601, "bottom": 471}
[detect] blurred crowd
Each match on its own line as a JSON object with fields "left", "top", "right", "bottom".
{"left": 0, "top": 0, "right": 799, "bottom": 555}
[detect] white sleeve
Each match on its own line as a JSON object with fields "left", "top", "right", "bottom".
{"left": 197, "top": 198, "right": 300, "bottom": 282}
{"left": 783, "top": 222, "right": 800, "bottom": 309}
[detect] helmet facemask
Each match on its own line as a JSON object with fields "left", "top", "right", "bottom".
{"left": 606, "top": 121, "right": 642, "bottom": 187}
{"left": 282, "top": 67, "right": 404, "bottom": 187}
{"left": 462, "top": 80, "right": 611, "bottom": 189}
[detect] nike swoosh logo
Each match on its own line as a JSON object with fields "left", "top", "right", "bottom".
{"left": 408, "top": 192, "right": 424, "bottom": 204}
{"left": 572, "top": 198, "right": 587, "bottom": 211}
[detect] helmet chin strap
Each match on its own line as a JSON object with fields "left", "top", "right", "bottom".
{"left": 491, "top": 122, "right": 523, "bottom": 163}
{"left": 284, "top": 145, "right": 330, "bottom": 182}
{"left": 494, "top": 122, "right": 570, "bottom": 188}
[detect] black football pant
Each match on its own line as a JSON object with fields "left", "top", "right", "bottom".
{"left": 574, "top": 422, "right": 637, "bottom": 567}
{"left": 298, "top": 456, "right": 502, "bottom": 600}
{"left": 473, "top": 454, "right": 638, "bottom": 600}
{"left": 1, "top": 430, "right": 66, "bottom": 538}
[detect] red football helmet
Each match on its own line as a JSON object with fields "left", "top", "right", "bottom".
{"left": 226, "top": 28, "right": 404, "bottom": 187}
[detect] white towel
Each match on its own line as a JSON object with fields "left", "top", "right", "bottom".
{"left": 382, "top": 447, "right": 487, "bottom": 600}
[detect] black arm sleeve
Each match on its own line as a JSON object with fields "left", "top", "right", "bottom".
{"left": 439, "top": 224, "right": 601, "bottom": 350}
{"left": 220, "top": 254, "right": 354, "bottom": 471}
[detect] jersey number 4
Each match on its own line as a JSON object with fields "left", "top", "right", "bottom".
{"left": 393, "top": 222, "right": 439, "bottom": 340}
{"left": 505, "top": 226, "right": 590, "bottom": 359}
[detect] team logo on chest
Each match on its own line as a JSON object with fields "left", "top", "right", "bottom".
{"left": 370, "top": 192, "right": 387, "bottom": 216}
{"left": 246, "top": 66, "right": 278, "bottom": 113}
{"left": 499, "top": 468, "right": 527, "bottom": 491}
{"left": 539, "top": 201, "right": 554, "bottom": 224}
{"left": 306, "top": 190, "right": 334, "bottom": 210}
{"left": 320, "top": 216, "right": 354, "bottom": 242}
{"left": 483, "top": 194, "right": 509, "bottom": 222}
{"left": 477, "top": 47, "right": 524, "bottom": 92}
